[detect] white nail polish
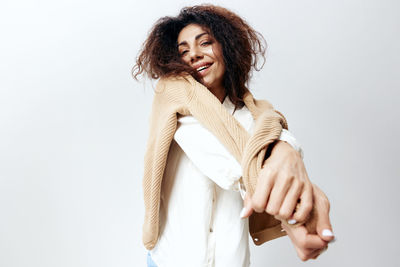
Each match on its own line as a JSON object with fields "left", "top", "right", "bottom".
{"left": 287, "top": 219, "right": 297, "bottom": 225}
{"left": 322, "top": 229, "right": 334, "bottom": 237}
{"left": 240, "top": 207, "right": 247, "bottom": 218}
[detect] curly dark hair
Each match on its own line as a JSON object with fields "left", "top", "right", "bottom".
{"left": 132, "top": 4, "right": 267, "bottom": 108}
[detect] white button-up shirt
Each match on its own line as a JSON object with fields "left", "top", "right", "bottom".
{"left": 149, "top": 97, "right": 301, "bottom": 267}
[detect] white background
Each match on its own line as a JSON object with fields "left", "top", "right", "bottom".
{"left": 1, "top": 0, "right": 399, "bottom": 266}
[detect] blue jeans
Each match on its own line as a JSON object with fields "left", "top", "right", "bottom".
{"left": 147, "top": 251, "right": 158, "bottom": 267}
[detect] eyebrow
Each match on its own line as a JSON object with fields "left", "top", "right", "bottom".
{"left": 177, "top": 32, "right": 209, "bottom": 47}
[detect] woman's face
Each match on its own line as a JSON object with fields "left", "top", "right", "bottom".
{"left": 177, "top": 24, "right": 226, "bottom": 94}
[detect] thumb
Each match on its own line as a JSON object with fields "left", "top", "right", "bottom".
{"left": 240, "top": 192, "right": 253, "bottom": 219}
{"left": 316, "top": 209, "right": 335, "bottom": 242}
{"left": 313, "top": 185, "right": 335, "bottom": 242}
{"left": 316, "top": 215, "right": 335, "bottom": 242}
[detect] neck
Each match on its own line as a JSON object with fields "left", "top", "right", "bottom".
{"left": 209, "top": 86, "right": 226, "bottom": 103}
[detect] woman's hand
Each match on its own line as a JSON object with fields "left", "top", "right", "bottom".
{"left": 281, "top": 222, "right": 329, "bottom": 261}
{"left": 240, "top": 140, "right": 335, "bottom": 261}
{"left": 241, "top": 140, "right": 313, "bottom": 223}
{"left": 281, "top": 183, "right": 335, "bottom": 261}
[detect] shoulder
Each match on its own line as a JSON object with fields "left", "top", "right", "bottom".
{"left": 150, "top": 75, "right": 197, "bottom": 110}
{"left": 156, "top": 75, "right": 197, "bottom": 95}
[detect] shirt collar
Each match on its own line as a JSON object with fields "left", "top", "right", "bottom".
{"left": 222, "top": 96, "right": 236, "bottom": 113}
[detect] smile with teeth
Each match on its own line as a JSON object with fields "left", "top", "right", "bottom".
{"left": 196, "top": 64, "right": 212, "bottom": 72}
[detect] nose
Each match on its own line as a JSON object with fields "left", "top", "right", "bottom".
{"left": 188, "top": 46, "right": 203, "bottom": 63}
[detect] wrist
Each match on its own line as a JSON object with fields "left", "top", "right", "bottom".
{"left": 278, "top": 129, "right": 304, "bottom": 158}
{"left": 271, "top": 140, "right": 294, "bottom": 153}
{"left": 272, "top": 140, "right": 303, "bottom": 160}
{"left": 263, "top": 140, "right": 293, "bottom": 167}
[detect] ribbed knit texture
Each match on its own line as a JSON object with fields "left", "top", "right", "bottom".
{"left": 142, "top": 75, "right": 288, "bottom": 250}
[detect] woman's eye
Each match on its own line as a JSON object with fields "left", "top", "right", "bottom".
{"left": 201, "top": 41, "right": 211, "bottom": 46}
{"left": 180, "top": 50, "right": 188, "bottom": 56}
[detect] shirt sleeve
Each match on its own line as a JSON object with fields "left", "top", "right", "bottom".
{"left": 174, "top": 115, "right": 243, "bottom": 191}
{"left": 279, "top": 129, "right": 304, "bottom": 159}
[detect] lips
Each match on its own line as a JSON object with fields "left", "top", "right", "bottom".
{"left": 193, "top": 63, "right": 213, "bottom": 75}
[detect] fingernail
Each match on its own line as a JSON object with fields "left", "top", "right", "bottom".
{"left": 240, "top": 207, "right": 249, "bottom": 218}
{"left": 240, "top": 207, "right": 251, "bottom": 219}
{"left": 287, "top": 219, "right": 297, "bottom": 225}
{"left": 322, "top": 229, "right": 334, "bottom": 237}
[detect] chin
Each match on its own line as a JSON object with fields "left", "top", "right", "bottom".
{"left": 202, "top": 78, "right": 215, "bottom": 89}
{"left": 203, "top": 82, "right": 215, "bottom": 90}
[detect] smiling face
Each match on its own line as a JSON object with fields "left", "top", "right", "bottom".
{"left": 177, "top": 24, "right": 226, "bottom": 100}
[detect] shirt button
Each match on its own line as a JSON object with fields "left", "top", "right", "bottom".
{"left": 210, "top": 228, "right": 213, "bottom": 233}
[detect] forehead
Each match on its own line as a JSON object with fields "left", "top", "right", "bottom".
{"left": 177, "top": 24, "right": 210, "bottom": 44}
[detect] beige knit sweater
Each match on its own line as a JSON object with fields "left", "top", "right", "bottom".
{"left": 142, "top": 75, "right": 289, "bottom": 250}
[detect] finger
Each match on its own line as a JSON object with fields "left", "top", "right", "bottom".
{"left": 302, "top": 233, "right": 328, "bottom": 249}
{"left": 265, "top": 174, "right": 293, "bottom": 215}
{"left": 282, "top": 223, "right": 324, "bottom": 261}
{"left": 283, "top": 223, "right": 328, "bottom": 249}
{"left": 294, "top": 246, "right": 319, "bottom": 261}
{"left": 283, "top": 226, "right": 312, "bottom": 262}
{"left": 251, "top": 168, "right": 274, "bottom": 212}
{"left": 309, "top": 248, "right": 323, "bottom": 260}
{"left": 313, "top": 185, "right": 335, "bottom": 242}
{"left": 292, "top": 184, "right": 313, "bottom": 222}
{"left": 278, "top": 179, "right": 304, "bottom": 220}
{"left": 294, "top": 245, "right": 309, "bottom": 261}
{"left": 311, "top": 245, "right": 328, "bottom": 260}
{"left": 317, "top": 216, "right": 334, "bottom": 242}
{"left": 240, "top": 192, "right": 254, "bottom": 218}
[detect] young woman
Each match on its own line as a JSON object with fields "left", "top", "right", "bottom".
{"left": 133, "top": 5, "right": 334, "bottom": 267}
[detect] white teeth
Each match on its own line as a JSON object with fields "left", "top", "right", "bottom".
{"left": 197, "top": 65, "right": 209, "bottom": 72}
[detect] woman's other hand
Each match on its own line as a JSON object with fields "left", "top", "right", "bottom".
{"left": 241, "top": 140, "right": 313, "bottom": 223}
{"left": 281, "top": 223, "right": 329, "bottom": 261}
{"left": 281, "top": 183, "right": 334, "bottom": 261}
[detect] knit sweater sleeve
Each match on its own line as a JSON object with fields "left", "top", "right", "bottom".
{"left": 142, "top": 77, "right": 192, "bottom": 250}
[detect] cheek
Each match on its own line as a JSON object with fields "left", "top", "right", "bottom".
{"left": 181, "top": 55, "right": 191, "bottom": 65}
{"left": 211, "top": 49, "right": 225, "bottom": 76}
{"left": 216, "top": 57, "right": 225, "bottom": 78}
{"left": 211, "top": 43, "right": 223, "bottom": 59}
